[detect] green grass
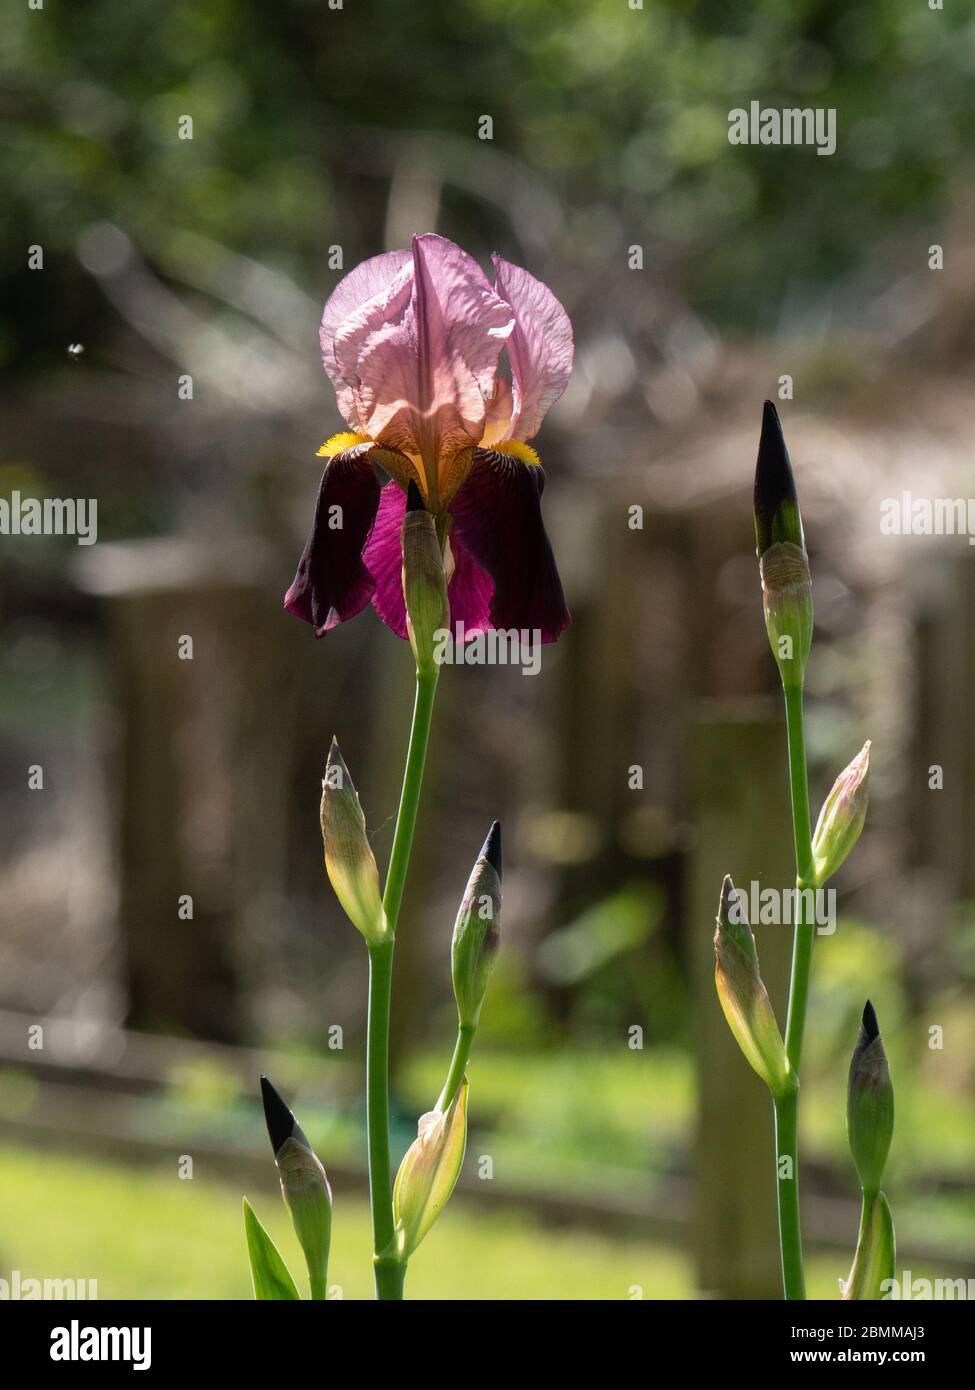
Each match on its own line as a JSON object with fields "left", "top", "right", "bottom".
{"left": 0, "top": 1142, "right": 867, "bottom": 1299}
{"left": 0, "top": 1144, "right": 693, "bottom": 1300}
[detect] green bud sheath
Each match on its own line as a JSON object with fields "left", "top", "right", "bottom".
{"left": 714, "top": 875, "right": 794, "bottom": 1099}
{"left": 402, "top": 481, "right": 449, "bottom": 674}
{"left": 842, "top": 1191, "right": 896, "bottom": 1301}
{"left": 261, "top": 1075, "right": 332, "bottom": 1300}
{"left": 392, "top": 1078, "right": 469, "bottom": 1260}
{"left": 754, "top": 402, "right": 813, "bottom": 690}
{"left": 847, "top": 1001, "right": 894, "bottom": 1197}
{"left": 321, "top": 738, "right": 389, "bottom": 945}
{"left": 812, "top": 741, "right": 871, "bottom": 886}
{"left": 451, "top": 821, "right": 502, "bottom": 1030}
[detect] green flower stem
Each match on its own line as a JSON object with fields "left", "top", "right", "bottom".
{"left": 366, "top": 939, "right": 399, "bottom": 1299}
{"left": 436, "top": 1023, "right": 475, "bottom": 1113}
{"left": 783, "top": 685, "right": 816, "bottom": 1068}
{"left": 309, "top": 1271, "right": 328, "bottom": 1301}
{"left": 367, "top": 662, "right": 440, "bottom": 1301}
{"left": 384, "top": 664, "right": 440, "bottom": 930}
{"left": 373, "top": 1251, "right": 406, "bottom": 1301}
{"left": 773, "top": 1087, "right": 805, "bottom": 1300}
{"left": 775, "top": 681, "right": 815, "bottom": 1300}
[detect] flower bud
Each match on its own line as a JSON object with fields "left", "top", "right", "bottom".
{"left": 320, "top": 738, "right": 388, "bottom": 945}
{"left": 451, "top": 821, "right": 502, "bottom": 1030}
{"left": 812, "top": 742, "right": 871, "bottom": 886}
{"left": 714, "top": 875, "right": 794, "bottom": 1098}
{"left": 754, "top": 402, "right": 813, "bottom": 690}
{"left": 847, "top": 1001, "right": 894, "bottom": 1197}
{"left": 392, "top": 1078, "right": 468, "bottom": 1260}
{"left": 841, "top": 1191, "right": 895, "bottom": 1301}
{"left": 402, "top": 481, "right": 448, "bottom": 673}
{"left": 261, "top": 1075, "right": 332, "bottom": 1299}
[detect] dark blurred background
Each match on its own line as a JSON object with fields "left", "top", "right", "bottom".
{"left": 1, "top": 0, "right": 973, "bottom": 1298}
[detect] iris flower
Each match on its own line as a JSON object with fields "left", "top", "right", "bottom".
{"left": 285, "top": 233, "right": 573, "bottom": 643}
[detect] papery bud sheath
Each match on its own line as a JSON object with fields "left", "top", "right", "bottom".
{"left": 320, "top": 738, "right": 388, "bottom": 945}
{"left": 841, "top": 1192, "right": 895, "bottom": 1301}
{"left": 392, "top": 1078, "right": 469, "bottom": 1260}
{"left": 812, "top": 742, "right": 871, "bottom": 886}
{"left": 714, "top": 875, "right": 794, "bottom": 1098}
{"left": 402, "top": 481, "right": 448, "bottom": 673}
{"left": 451, "top": 821, "right": 502, "bottom": 1030}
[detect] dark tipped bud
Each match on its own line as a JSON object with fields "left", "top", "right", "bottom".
{"left": 754, "top": 404, "right": 813, "bottom": 689}
{"left": 754, "top": 401, "right": 803, "bottom": 556}
{"left": 260, "top": 1076, "right": 332, "bottom": 1299}
{"left": 483, "top": 820, "right": 502, "bottom": 876}
{"left": 847, "top": 1001, "right": 894, "bottom": 1197}
{"left": 713, "top": 875, "right": 794, "bottom": 1099}
{"left": 261, "top": 1074, "right": 298, "bottom": 1154}
{"left": 401, "top": 489, "right": 448, "bottom": 673}
{"left": 862, "top": 999, "right": 879, "bottom": 1042}
{"left": 451, "top": 823, "right": 503, "bottom": 1030}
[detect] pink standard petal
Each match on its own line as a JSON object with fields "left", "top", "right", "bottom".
{"left": 348, "top": 236, "right": 515, "bottom": 483}
{"left": 410, "top": 234, "right": 514, "bottom": 467}
{"left": 320, "top": 250, "right": 412, "bottom": 433}
{"left": 491, "top": 255, "right": 573, "bottom": 442}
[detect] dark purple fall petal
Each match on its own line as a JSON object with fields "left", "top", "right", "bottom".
{"left": 362, "top": 481, "right": 410, "bottom": 639}
{"left": 284, "top": 446, "right": 382, "bottom": 637}
{"left": 446, "top": 531, "right": 494, "bottom": 636}
{"left": 448, "top": 449, "right": 570, "bottom": 643}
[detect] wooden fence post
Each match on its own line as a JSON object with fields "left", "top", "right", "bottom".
{"left": 688, "top": 701, "right": 794, "bottom": 1298}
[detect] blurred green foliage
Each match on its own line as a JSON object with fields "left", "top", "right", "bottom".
{"left": 4, "top": 0, "right": 974, "bottom": 374}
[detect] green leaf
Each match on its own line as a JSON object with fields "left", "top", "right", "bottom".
{"left": 392, "top": 1078, "right": 468, "bottom": 1259}
{"left": 841, "top": 1192, "right": 896, "bottom": 1301}
{"left": 243, "top": 1198, "right": 301, "bottom": 1300}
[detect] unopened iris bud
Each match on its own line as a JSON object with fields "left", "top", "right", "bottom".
{"left": 451, "top": 821, "right": 502, "bottom": 1030}
{"left": 754, "top": 401, "right": 813, "bottom": 690}
{"left": 261, "top": 1075, "right": 332, "bottom": 1299}
{"left": 392, "top": 1078, "right": 468, "bottom": 1260}
{"left": 402, "top": 481, "right": 448, "bottom": 673}
{"left": 812, "top": 742, "right": 871, "bottom": 886}
{"left": 320, "top": 738, "right": 388, "bottom": 945}
{"left": 847, "top": 1001, "right": 894, "bottom": 1197}
{"left": 714, "top": 875, "right": 794, "bottom": 1099}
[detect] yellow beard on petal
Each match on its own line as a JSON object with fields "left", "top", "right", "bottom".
{"left": 316, "top": 432, "right": 424, "bottom": 500}
{"left": 492, "top": 439, "right": 542, "bottom": 467}
{"left": 317, "top": 431, "right": 372, "bottom": 457}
